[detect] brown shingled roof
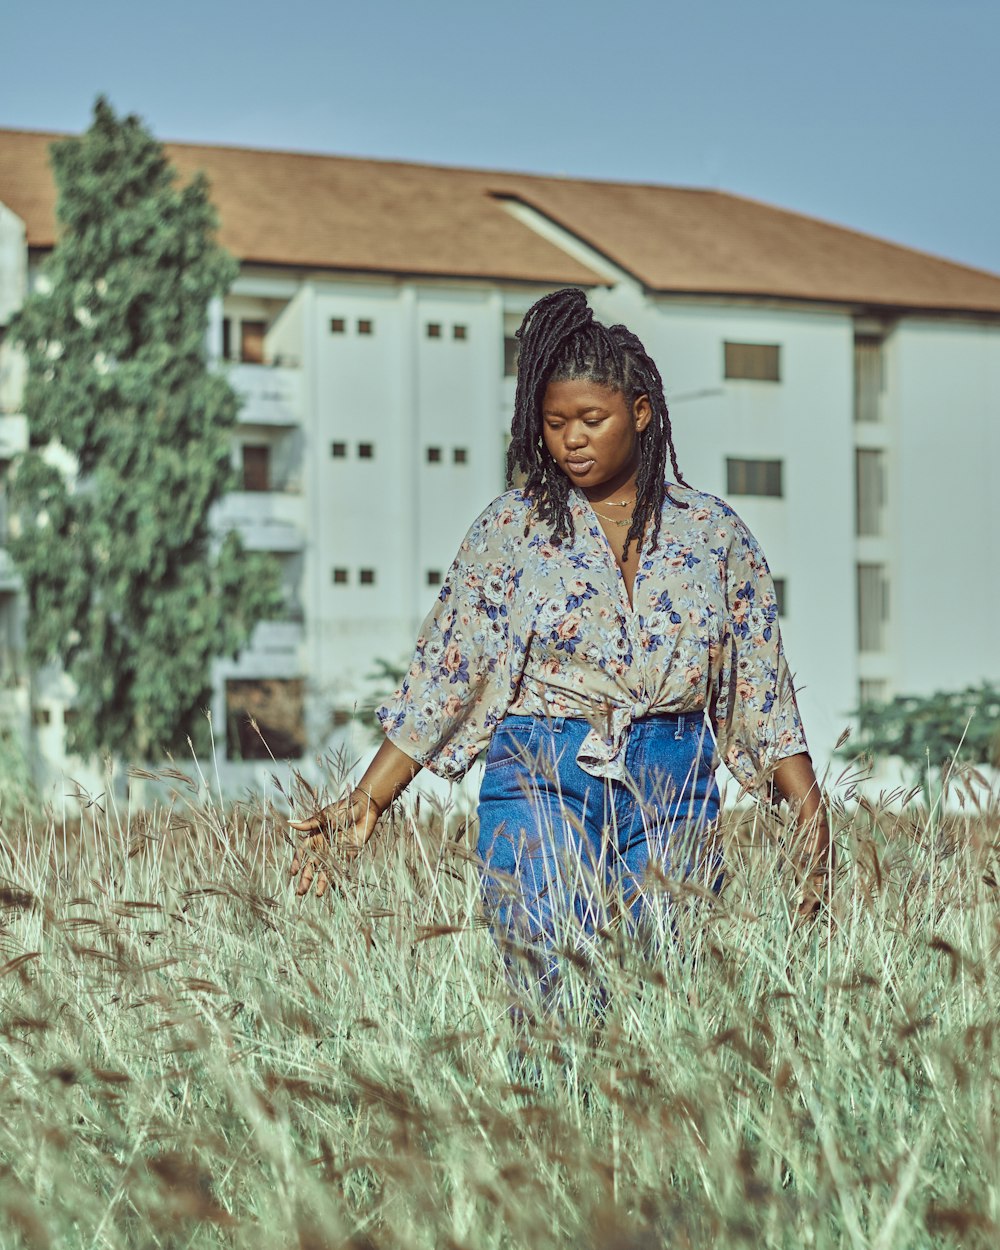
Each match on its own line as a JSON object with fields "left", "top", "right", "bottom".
{"left": 3, "top": 127, "right": 1000, "bottom": 313}
{"left": 0, "top": 129, "right": 601, "bottom": 286}
{"left": 488, "top": 176, "right": 1000, "bottom": 313}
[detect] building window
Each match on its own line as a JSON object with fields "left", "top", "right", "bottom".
{"left": 854, "top": 334, "right": 884, "bottom": 423}
{"left": 0, "top": 460, "right": 8, "bottom": 544}
{"left": 453, "top": 324, "right": 467, "bottom": 340}
{"left": 332, "top": 567, "right": 349, "bottom": 585}
{"left": 330, "top": 318, "right": 346, "bottom": 334}
{"left": 855, "top": 448, "right": 886, "bottom": 537}
{"left": 857, "top": 563, "right": 889, "bottom": 652}
{"left": 331, "top": 441, "right": 347, "bottom": 458}
{"left": 331, "top": 708, "right": 352, "bottom": 728}
{"left": 453, "top": 447, "right": 468, "bottom": 464}
{"left": 724, "top": 342, "right": 780, "bottom": 382}
{"left": 726, "top": 458, "right": 783, "bottom": 497}
{"left": 426, "top": 323, "right": 442, "bottom": 339}
{"left": 859, "top": 679, "right": 887, "bottom": 708}
{"left": 226, "top": 678, "right": 305, "bottom": 761}
{"left": 358, "top": 443, "right": 374, "bottom": 459}
{"left": 241, "top": 320, "right": 267, "bottom": 365}
{"left": 772, "top": 578, "right": 786, "bottom": 616}
{"left": 274, "top": 551, "right": 304, "bottom": 622}
{"left": 221, "top": 317, "right": 233, "bottom": 360}
{"left": 241, "top": 444, "right": 270, "bottom": 492}
{"left": 357, "top": 319, "right": 373, "bottom": 335}
{"left": 359, "top": 568, "right": 376, "bottom": 585}
{"left": 427, "top": 570, "right": 442, "bottom": 586}
{"left": 426, "top": 446, "right": 442, "bottom": 463}
{"left": 32, "top": 707, "right": 51, "bottom": 727}
{"left": 503, "top": 311, "right": 521, "bottom": 376}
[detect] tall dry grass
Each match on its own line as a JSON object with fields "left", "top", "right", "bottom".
{"left": 0, "top": 758, "right": 997, "bottom": 1249}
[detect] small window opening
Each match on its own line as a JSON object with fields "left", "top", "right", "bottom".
{"left": 241, "top": 444, "right": 271, "bottom": 492}
{"left": 241, "top": 320, "right": 267, "bottom": 365}
{"left": 726, "top": 458, "right": 783, "bottom": 497}
{"left": 226, "top": 678, "right": 305, "bottom": 761}
{"left": 724, "top": 342, "right": 780, "bottom": 382}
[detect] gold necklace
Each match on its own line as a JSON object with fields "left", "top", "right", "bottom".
{"left": 592, "top": 507, "right": 634, "bottom": 529}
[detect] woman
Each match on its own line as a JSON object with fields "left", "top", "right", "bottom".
{"left": 291, "top": 289, "right": 831, "bottom": 1003}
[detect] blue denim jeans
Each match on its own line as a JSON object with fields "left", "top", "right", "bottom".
{"left": 476, "top": 712, "right": 723, "bottom": 1013}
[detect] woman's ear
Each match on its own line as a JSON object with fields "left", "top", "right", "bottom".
{"left": 633, "top": 393, "right": 652, "bottom": 433}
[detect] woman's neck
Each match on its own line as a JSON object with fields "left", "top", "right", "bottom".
{"left": 581, "top": 460, "right": 640, "bottom": 505}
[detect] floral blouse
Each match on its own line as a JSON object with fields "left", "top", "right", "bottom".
{"left": 376, "top": 484, "right": 808, "bottom": 791}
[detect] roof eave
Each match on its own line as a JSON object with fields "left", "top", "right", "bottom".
{"left": 644, "top": 286, "right": 1000, "bottom": 320}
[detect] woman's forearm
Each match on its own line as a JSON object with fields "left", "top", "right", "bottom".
{"left": 771, "top": 752, "right": 830, "bottom": 868}
{"left": 355, "top": 738, "right": 423, "bottom": 813}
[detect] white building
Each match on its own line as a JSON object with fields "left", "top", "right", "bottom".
{"left": 1, "top": 129, "right": 999, "bottom": 799}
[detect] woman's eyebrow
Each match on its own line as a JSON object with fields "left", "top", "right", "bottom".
{"left": 543, "top": 404, "right": 606, "bottom": 417}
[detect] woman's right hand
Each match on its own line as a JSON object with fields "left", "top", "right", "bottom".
{"left": 288, "top": 791, "right": 382, "bottom": 897}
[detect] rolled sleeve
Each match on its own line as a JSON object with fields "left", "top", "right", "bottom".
{"left": 376, "top": 505, "right": 526, "bottom": 781}
{"left": 714, "top": 517, "right": 808, "bottom": 792}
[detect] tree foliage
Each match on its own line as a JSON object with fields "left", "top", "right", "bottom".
{"left": 850, "top": 683, "right": 1000, "bottom": 777}
{"left": 8, "top": 98, "right": 282, "bottom": 759}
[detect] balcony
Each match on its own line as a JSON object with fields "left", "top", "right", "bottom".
{"left": 214, "top": 490, "right": 305, "bottom": 552}
{"left": 230, "top": 364, "right": 301, "bottom": 427}
{"left": 220, "top": 615, "right": 304, "bottom": 682}
{"left": 249, "top": 618, "right": 305, "bottom": 655}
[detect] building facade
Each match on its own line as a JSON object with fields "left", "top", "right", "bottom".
{"left": 1, "top": 131, "right": 999, "bottom": 800}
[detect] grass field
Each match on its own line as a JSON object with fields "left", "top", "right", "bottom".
{"left": 0, "top": 760, "right": 998, "bottom": 1249}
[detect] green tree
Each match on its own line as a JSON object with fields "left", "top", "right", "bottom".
{"left": 8, "top": 98, "right": 282, "bottom": 760}
{"left": 847, "top": 682, "right": 1000, "bottom": 802}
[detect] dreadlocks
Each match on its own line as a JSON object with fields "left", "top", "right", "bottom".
{"left": 506, "top": 287, "right": 689, "bottom": 560}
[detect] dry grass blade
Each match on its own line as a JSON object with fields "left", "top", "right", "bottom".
{"left": 0, "top": 757, "right": 994, "bottom": 1248}
{"left": 0, "top": 951, "right": 41, "bottom": 978}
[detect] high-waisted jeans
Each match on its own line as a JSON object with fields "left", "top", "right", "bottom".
{"left": 476, "top": 712, "right": 723, "bottom": 1012}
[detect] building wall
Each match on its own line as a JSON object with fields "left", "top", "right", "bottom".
{"left": 638, "top": 301, "right": 858, "bottom": 770}
{"left": 300, "top": 282, "right": 508, "bottom": 762}
{"left": 892, "top": 320, "right": 1000, "bottom": 694}
{"left": 2, "top": 197, "right": 998, "bottom": 802}
{"left": 295, "top": 282, "right": 862, "bottom": 790}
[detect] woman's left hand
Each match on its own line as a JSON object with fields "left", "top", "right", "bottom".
{"left": 795, "top": 864, "right": 834, "bottom": 922}
{"left": 289, "top": 792, "right": 382, "bottom": 897}
{"left": 771, "top": 752, "right": 834, "bottom": 922}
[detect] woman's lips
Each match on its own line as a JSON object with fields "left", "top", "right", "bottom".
{"left": 565, "top": 457, "right": 595, "bottom": 475}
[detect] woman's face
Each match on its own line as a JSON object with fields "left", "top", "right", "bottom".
{"left": 540, "top": 378, "right": 651, "bottom": 493}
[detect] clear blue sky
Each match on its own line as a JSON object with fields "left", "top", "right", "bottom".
{"left": 6, "top": 0, "right": 999, "bottom": 273}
